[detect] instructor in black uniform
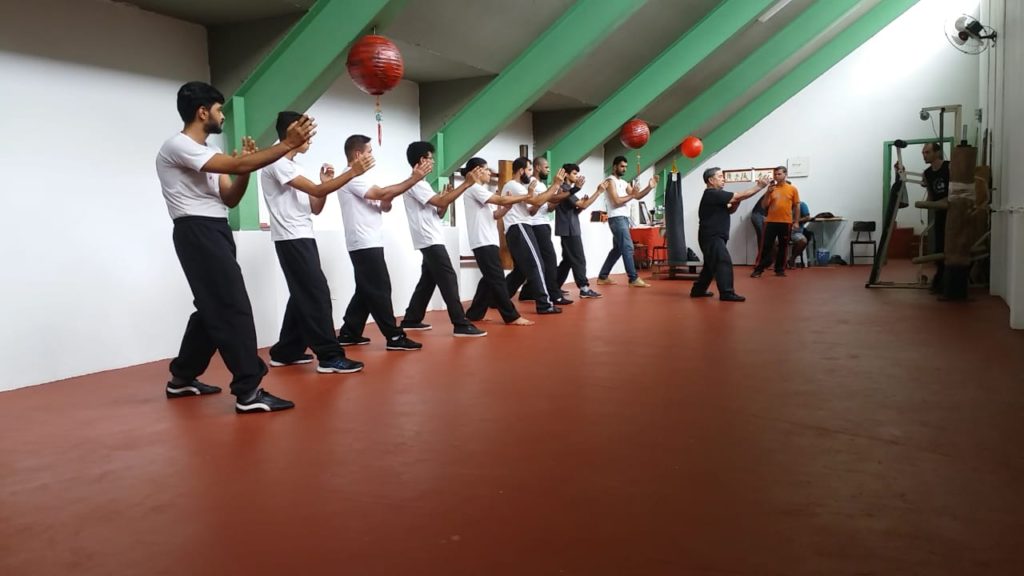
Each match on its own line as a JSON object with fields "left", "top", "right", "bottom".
{"left": 690, "top": 167, "right": 769, "bottom": 302}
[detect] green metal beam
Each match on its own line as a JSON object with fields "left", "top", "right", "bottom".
{"left": 545, "top": 0, "right": 775, "bottom": 170}
{"left": 225, "top": 0, "right": 407, "bottom": 230}
{"left": 656, "top": 0, "right": 920, "bottom": 176}
{"left": 427, "top": 0, "right": 648, "bottom": 187}
{"left": 638, "top": 0, "right": 861, "bottom": 176}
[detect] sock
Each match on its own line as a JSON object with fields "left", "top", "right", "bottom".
{"left": 169, "top": 375, "right": 191, "bottom": 387}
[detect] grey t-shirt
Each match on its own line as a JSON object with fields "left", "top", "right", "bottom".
{"left": 554, "top": 185, "right": 582, "bottom": 236}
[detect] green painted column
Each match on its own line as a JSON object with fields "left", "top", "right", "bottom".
{"left": 656, "top": 0, "right": 920, "bottom": 176}
{"left": 638, "top": 0, "right": 862, "bottom": 174}
{"left": 427, "top": 0, "right": 648, "bottom": 187}
{"left": 224, "top": 0, "right": 407, "bottom": 230}
{"left": 545, "top": 0, "right": 776, "bottom": 170}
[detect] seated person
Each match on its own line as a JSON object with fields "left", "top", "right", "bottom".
{"left": 788, "top": 201, "right": 813, "bottom": 268}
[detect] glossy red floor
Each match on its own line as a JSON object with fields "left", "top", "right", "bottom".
{"left": 2, "top": 265, "right": 1023, "bottom": 575}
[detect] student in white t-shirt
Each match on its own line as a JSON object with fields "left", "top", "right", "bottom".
{"left": 398, "top": 141, "right": 487, "bottom": 338}
{"left": 596, "top": 155, "right": 658, "bottom": 288}
{"left": 460, "top": 157, "right": 534, "bottom": 326}
{"left": 506, "top": 156, "right": 572, "bottom": 306}
{"left": 155, "top": 81, "right": 315, "bottom": 414}
{"left": 260, "top": 111, "right": 375, "bottom": 375}
{"left": 501, "top": 157, "right": 564, "bottom": 315}
{"left": 335, "top": 134, "right": 432, "bottom": 351}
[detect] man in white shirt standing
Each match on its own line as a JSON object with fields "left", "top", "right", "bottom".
{"left": 596, "top": 155, "right": 658, "bottom": 288}
{"left": 155, "top": 81, "right": 314, "bottom": 414}
{"left": 460, "top": 157, "right": 534, "bottom": 326}
{"left": 260, "top": 111, "right": 374, "bottom": 375}
{"left": 507, "top": 156, "right": 573, "bottom": 306}
{"left": 336, "top": 134, "right": 431, "bottom": 351}
{"left": 398, "top": 141, "right": 487, "bottom": 337}
{"left": 502, "top": 157, "right": 563, "bottom": 315}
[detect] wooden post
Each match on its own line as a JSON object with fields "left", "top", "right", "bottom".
{"left": 497, "top": 160, "right": 515, "bottom": 270}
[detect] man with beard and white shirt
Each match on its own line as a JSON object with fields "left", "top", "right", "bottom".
{"left": 335, "top": 134, "right": 431, "bottom": 351}
{"left": 398, "top": 141, "right": 487, "bottom": 337}
{"left": 156, "top": 81, "right": 315, "bottom": 414}
{"left": 506, "top": 156, "right": 573, "bottom": 306}
{"left": 460, "top": 157, "right": 534, "bottom": 327}
{"left": 260, "top": 111, "right": 373, "bottom": 375}
{"left": 596, "top": 155, "right": 658, "bottom": 288}
{"left": 501, "top": 157, "right": 564, "bottom": 315}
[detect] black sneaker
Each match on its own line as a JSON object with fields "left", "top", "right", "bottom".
{"left": 537, "top": 306, "right": 562, "bottom": 315}
{"left": 235, "top": 388, "right": 295, "bottom": 414}
{"left": 166, "top": 379, "right": 222, "bottom": 399}
{"left": 269, "top": 353, "right": 313, "bottom": 367}
{"left": 690, "top": 290, "right": 714, "bottom": 298}
{"left": 552, "top": 297, "right": 574, "bottom": 306}
{"left": 750, "top": 270, "right": 763, "bottom": 278}
{"left": 317, "top": 357, "right": 364, "bottom": 374}
{"left": 454, "top": 324, "right": 488, "bottom": 338}
{"left": 579, "top": 288, "right": 603, "bottom": 299}
{"left": 338, "top": 333, "right": 371, "bottom": 347}
{"left": 720, "top": 292, "right": 746, "bottom": 302}
{"left": 399, "top": 321, "right": 432, "bottom": 331}
{"left": 386, "top": 335, "right": 422, "bottom": 351}
{"left": 774, "top": 270, "right": 787, "bottom": 277}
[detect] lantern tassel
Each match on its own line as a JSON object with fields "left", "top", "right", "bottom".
{"left": 375, "top": 95, "right": 383, "bottom": 145}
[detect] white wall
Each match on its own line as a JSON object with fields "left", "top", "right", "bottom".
{"left": 680, "top": 0, "right": 981, "bottom": 266}
{"left": 0, "top": 0, "right": 209, "bottom": 392}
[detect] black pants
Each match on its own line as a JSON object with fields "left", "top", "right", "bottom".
{"left": 557, "top": 235, "right": 589, "bottom": 289}
{"left": 507, "top": 224, "right": 561, "bottom": 299}
{"left": 755, "top": 222, "right": 790, "bottom": 273}
{"left": 340, "top": 247, "right": 405, "bottom": 339}
{"left": 933, "top": 210, "right": 947, "bottom": 290}
{"left": 467, "top": 245, "right": 520, "bottom": 323}
{"left": 504, "top": 223, "right": 553, "bottom": 310}
{"left": 270, "top": 239, "right": 346, "bottom": 363}
{"left": 692, "top": 235, "right": 735, "bottom": 295}
{"left": 169, "top": 216, "right": 266, "bottom": 398}
{"left": 403, "top": 244, "right": 471, "bottom": 327}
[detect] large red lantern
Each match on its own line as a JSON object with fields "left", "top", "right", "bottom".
{"left": 347, "top": 34, "right": 404, "bottom": 144}
{"left": 680, "top": 136, "right": 703, "bottom": 158}
{"left": 619, "top": 119, "right": 650, "bottom": 149}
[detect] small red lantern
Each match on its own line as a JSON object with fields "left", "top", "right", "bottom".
{"left": 680, "top": 136, "right": 703, "bottom": 158}
{"left": 347, "top": 34, "right": 404, "bottom": 144}
{"left": 619, "top": 119, "right": 650, "bottom": 149}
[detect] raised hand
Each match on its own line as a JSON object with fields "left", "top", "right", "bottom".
{"left": 470, "top": 166, "right": 487, "bottom": 185}
{"left": 553, "top": 167, "right": 566, "bottom": 186}
{"left": 440, "top": 184, "right": 453, "bottom": 196}
{"left": 649, "top": 174, "right": 660, "bottom": 188}
{"left": 756, "top": 175, "right": 770, "bottom": 188}
{"left": 577, "top": 175, "right": 586, "bottom": 188}
{"left": 528, "top": 179, "right": 538, "bottom": 195}
{"left": 412, "top": 158, "right": 433, "bottom": 180}
{"left": 320, "top": 163, "right": 335, "bottom": 183}
{"left": 284, "top": 115, "right": 317, "bottom": 149}
{"left": 352, "top": 153, "right": 375, "bottom": 176}
{"left": 242, "top": 136, "right": 258, "bottom": 155}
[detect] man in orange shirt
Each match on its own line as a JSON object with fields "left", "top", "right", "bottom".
{"left": 752, "top": 166, "right": 800, "bottom": 278}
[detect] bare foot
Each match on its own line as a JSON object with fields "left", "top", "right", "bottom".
{"left": 508, "top": 317, "right": 534, "bottom": 326}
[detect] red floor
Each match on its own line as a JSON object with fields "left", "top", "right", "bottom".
{"left": 2, "top": 266, "right": 1023, "bottom": 575}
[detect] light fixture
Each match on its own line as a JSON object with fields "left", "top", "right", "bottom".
{"left": 757, "top": 0, "right": 795, "bottom": 23}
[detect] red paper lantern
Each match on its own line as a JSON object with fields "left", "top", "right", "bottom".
{"left": 619, "top": 119, "right": 650, "bottom": 149}
{"left": 346, "top": 35, "right": 404, "bottom": 95}
{"left": 680, "top": 136, "right": 703, "bottom": 158}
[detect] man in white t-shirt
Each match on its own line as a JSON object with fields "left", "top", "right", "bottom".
{"left": 261, "top": 111, "right": 375, "bottom": 375}
{"left": 459, "top": 157, "right": 534, "bottom": 326}
{"left": 596, "top": 155, "right": 658, "bottom": 288}
{"left": 398, "top": 141, "right": 487, "bottom": 337}
{"left": 507, "top": 156, "right": 573, "bottom": 306}
{"left": 501, "top": 157, "right": 564, "bottom": 315}
{"left": 335, "top": 134, "right": 432, "bottom": 351}
{"left": 155, "top": 81, "right": 314, "bottom": 414}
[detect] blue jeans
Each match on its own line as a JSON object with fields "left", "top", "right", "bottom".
{"left": 598, "top": 216, "right": 637, "bottom": 282}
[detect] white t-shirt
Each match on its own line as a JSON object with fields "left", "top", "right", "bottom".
{"left": 155, "top": 132, "right": 225, "bottom": 219}
{"left": 606, "top": 176, "right": 632, "bottom": 218}
{"left": 403, "top": 181, "right": 444, "bottom": 250}
{"left": 337, "top": 168, "right": 385, "bottom": 252}
{"left": 261, "top": 157, "right": 313, "bottom": 241}
{"left": 530, "top": 179, "right": 553, "bottom": 227}
{"left": 502, "top": 180, "right": 533, "bottom": 227}
{"left": 464, "top": 184, "right": 499, "bottom": 249}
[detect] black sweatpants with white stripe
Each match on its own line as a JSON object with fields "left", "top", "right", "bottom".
{"left": 506, "top": 224, "right": 561, "bottom": 300}
{"left": 504, "top": 223, "right": 553, "bottom": 311}
{"left": 169, "top": 216, "right": 266, "bottom": 398}
{"left": 270, "top": 238, "right": 347, "bottom": 363}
